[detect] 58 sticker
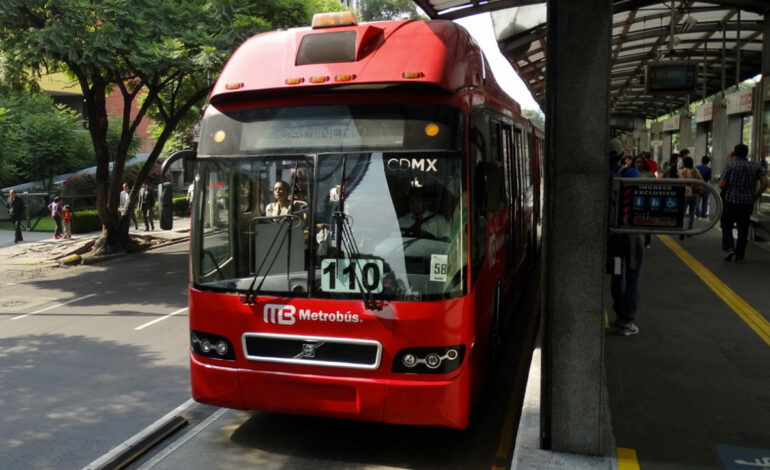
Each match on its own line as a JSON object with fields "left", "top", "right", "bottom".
{"left": 430, "top": 254, "right": 448, "bottom": 282}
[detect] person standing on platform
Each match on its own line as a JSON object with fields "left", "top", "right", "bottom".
{"left": 608, "top": 151, "right": 644, "bottom": 336}
{"left": 643, "top": 151, "right": 658, "bottom": 177}
{"left": 6, "top": 189, "right": 26, "bottom": 243}
{"left": 695, "top": 156, "right": 712, "bottom": 218}
{"left": 138, "top": 182, "right": 155, "bottom": 231}
{"left": 678, "top": 156, "right": 702, "bottom": 239}
{"left": 719, "top": 144, "right": 767, "bottom": 262}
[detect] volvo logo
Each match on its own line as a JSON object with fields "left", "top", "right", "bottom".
{"left": 295, "top": 341, "right": 325, "bottom": 359}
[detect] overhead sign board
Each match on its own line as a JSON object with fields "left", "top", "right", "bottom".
{"left": 645, "top": 61, "right": 698, "bottom": 95}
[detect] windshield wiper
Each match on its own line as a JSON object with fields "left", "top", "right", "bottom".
{"left": 333, "top": 211, "right": 382, "bottom": 311}
{"left": 242, "top": 214, "right": 302, "bottom": 305}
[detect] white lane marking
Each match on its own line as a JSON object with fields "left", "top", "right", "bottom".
{"left": 137, "top": 407, "right": 229, "bottom": 469}
{"left": 12, "top": 293, "right": 98, "bottom": 320}
{"left": 134, "top": 307, "right": 188, "bottom": 330}
{"left": 82, "top": 398, "right": 197, "bottom": 470}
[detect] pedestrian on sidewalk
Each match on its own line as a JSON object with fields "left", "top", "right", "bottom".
{"left": 120, "top": 183, "right": 138, "bottom": 230}
{"left": 138, "top": 182, "right": 155, "bottom": 231}
{"left": 6, "top": 189, "right": 26, "bottom": 243}
{"left": 719, "top": 143, "right": 768, "bottom": 262}
{"left": 62, "top": 205, "right": 72, "bottom": 238}
{"left": 678, "top": 155, "right": 702, "bottom": 239}
{"left": 48, "top": 196, "right": 64, "bottom": 239}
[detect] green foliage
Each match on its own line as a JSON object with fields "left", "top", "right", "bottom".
{"left": 172, "top": 196, "right": 190, "bottom": 217}
{"left": 0, "top": 0, "right": 327, "bottom": 246}
{"left": 522, "top": 108, "right": 545, "bottom": 130}
{"left": 62, "top": 173, "right": 98, "bottom": 208}
{"left": 358, "top": 0, "right": 426, "bottom": 21}
{"left": 0, "top": 93, "right": 93, "bottom": 188}
{"left": 70, "top": 209, "right": 103, "bottom": 233}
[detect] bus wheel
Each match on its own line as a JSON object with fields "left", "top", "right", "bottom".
{"left": 489, "top": 280, "right": 502, "bottom": 363}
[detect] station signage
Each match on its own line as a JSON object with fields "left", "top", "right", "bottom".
{"left": 695, "top": 102, "right": 713, "bottom": 123}
{"left": 726, "top": 89, "right": 753, "bottom": 115}
{"left": 615, "top": 181, "right": 685, "bottom": 230}
{"left": 662, "top": 115, "right": 680, "bottom": 132}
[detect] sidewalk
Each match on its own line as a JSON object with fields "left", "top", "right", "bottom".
{"left": 0, "top": 217, "right": 190, "bottom": 285}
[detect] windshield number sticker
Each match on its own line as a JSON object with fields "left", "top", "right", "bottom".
{"left": 430, "top": 254, "right": 448, "bottom": 282}
{"left": 321, "top": 259, "right": 384, "bottom": 294}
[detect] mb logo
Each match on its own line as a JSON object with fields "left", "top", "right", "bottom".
{"left": 263, "top": 304, "right": 296, "bottom": 325}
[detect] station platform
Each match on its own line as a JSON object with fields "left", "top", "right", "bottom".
{"left": 514, "top": 226, "right": 770, "bottom": 469}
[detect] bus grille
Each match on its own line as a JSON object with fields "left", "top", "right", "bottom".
{"left": 242, "top": 333, "right": 382, "bottom": 370}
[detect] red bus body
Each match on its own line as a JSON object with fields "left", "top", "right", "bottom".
{"left": 189, "top": 16, "right": 541, "bottom": 429}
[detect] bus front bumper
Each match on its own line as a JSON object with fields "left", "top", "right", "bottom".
{"left": 190, "top": 353, "right": 471, "bottom": 429}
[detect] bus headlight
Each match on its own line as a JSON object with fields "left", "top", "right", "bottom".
{"left": 191, "top": 330, "right": 236, "bottom": 361}
{"left": 392, "top": 345, "right": 465, "bottom": 374}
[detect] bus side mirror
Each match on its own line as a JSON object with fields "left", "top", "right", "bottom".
{"left": 159, "top": 182, "right": 174, "bottom": 230}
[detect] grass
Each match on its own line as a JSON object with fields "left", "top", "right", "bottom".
{"left": 0, "top": 218, "right": 56, "bottom": 232}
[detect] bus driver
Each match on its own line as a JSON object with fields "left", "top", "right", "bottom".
{"left": 265, "top": 180, "right": 307, "bottom": 219}
{"left": 398, "top": 187, "right": 449, "bottom": 240}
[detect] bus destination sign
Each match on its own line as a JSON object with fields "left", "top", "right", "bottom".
{"left": 616, "top": 181, "right": 685, "bottom": 230}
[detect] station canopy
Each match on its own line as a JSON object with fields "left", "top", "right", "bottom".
{"left": 411, "top": 0, "right": 766, "bottom": 121}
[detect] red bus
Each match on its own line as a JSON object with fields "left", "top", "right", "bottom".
{"left": 188, "top": 12, "right": 541, "bottom": 429}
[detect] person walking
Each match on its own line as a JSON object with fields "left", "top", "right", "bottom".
{"left": 695, "top": 156, "right": 712, "bottom": 218}
{"left": 138, "top": 182, "right": 155, "bottom": 231}
{"left": 48, "top": 196, "right": 64, "bottom": 239}
{"left": 6, "top": 189, "right": 26, "bottom": 243}
{"left": 719, "top": 144, "right": 768, "bottom": 262}
{"left": 677, "top": 156, "right": 702, "bottom": 239}
{"left": 120, "top": 183, "right": 139, "bottom": 230}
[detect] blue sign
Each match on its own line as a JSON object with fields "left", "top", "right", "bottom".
{"left": 649, "top": 196, "right": 662, "bottom": 209}
{"left": 633, "top": 196, "right": 645, "bottom": 208}
{"left": 716, "top": 444, "right": 770, "bottom": 470}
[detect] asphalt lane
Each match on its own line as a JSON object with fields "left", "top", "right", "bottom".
{"left": 0, "top": 243, "right": 191, "bottom": 470}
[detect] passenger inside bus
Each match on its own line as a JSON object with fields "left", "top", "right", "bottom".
{"left": 398, "top": 187, "right": 449, "bottom": 240}
{"left": 264, "top": 180, "right": 307, "bottom": 220}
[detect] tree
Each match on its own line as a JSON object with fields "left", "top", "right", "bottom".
{"left": 0, "top": 92, "right": 93, "bottom": 189}
{"left": 0, "top": 0, "right": 317, "bottom": 253}
{"left": 358, "top": 0, "right": 427, "bottom": 21}
{"left": 522, "top": 108, "right": 545, "bottom": 130}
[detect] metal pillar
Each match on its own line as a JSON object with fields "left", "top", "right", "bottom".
{"left": 679, "top": 113, "right": 694, "bottom": 154}
{"left": 543, "top": 0, "right": 612, "bottom": 456}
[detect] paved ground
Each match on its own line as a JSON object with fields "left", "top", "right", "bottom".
{"left": 0, "top": 218, "right": 190, "bottom": 285}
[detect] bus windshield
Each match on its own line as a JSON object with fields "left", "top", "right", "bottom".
{"left": 191, "top": 104, "right": 467, "bottom": 302}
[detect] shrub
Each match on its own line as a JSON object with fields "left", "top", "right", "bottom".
{"left": 62, "top": 173, "right": 97, "bottom": 209}
{"left": 70, "top": 209, "right": 102, "bottom": 234}
{"left": 172, "top": 196, "right": 190, "bottom": 217}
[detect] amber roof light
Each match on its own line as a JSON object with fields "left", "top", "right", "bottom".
{"left": 312, "top": 11, "right": 358, "bottom": 29}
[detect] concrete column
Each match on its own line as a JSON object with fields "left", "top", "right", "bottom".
{"left": 679, "top": 113, "right": 694, "bottom": 153}
{"left": 695, "top": 123, "right": 709, "bottom": 158}
{"left": 638, "top": 128, "right": 650, "bottom": 154}
{"left": 711, "top": 98, "right": 730, "bottom": 178}
{"left": 543, "top": 0, "right": 612, "bottom": 456}
{"left": 662, "top": 133, "right": 673, "bottom": 159}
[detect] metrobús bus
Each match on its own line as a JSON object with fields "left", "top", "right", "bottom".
{"left": 188, "top": 12, "right": 541, "bottom": 429}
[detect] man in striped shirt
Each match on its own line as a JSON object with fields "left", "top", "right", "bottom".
{"left": 718, "top": 143, "right": 767, "bottom": 262}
